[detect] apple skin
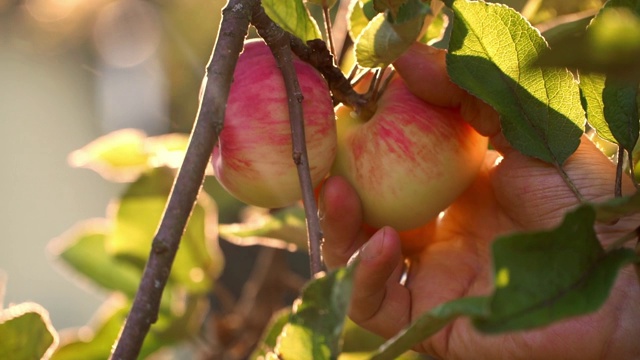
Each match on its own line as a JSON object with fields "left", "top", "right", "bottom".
{"left": 331, "top": 75, "right": 487, "bottom": 231}
{"left": 212, "top": 39, "right": 336, "bottom": 208}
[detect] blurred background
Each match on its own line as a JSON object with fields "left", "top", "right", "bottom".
{"left": 0, "top": 0, "right": 226, "bottom": 330}
{"left": 0, "top": 0, "right": 607, "bottom": 353}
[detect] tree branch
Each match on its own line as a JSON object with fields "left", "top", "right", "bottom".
{"left": 251, "top": 2, "right": 324, "bottom": 275}
{"left": 289, "top": 37, "right": 372, "bottom": 114}
{"left": 109, "top": 0, "right": 255, "bottom": 358}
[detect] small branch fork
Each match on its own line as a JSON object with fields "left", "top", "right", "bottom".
{"left": 110, "top": 0, "right": 365, "bottom": 358}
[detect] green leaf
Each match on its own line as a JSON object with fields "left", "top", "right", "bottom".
{"left": 539, "top": 12, "right": 595, "bottom": 45}
{"left": 537, "top": 4, "right": 640, "bottom": 80}
{"left": 0, "top": 302, "right": 58, "bottom": 360}
{"left": 419, "top": 5, "right": 448, "bottom": 46}
{"left": 50, "top": 219, "right": 142, "bottom": 298}
{"left": 446, "top": 0, "right": 585, "bottom": 164}
{"left": 580, "top": 73, "right": 618, "bottom": 144}
{"left": 306, "top": 0, "right": 338, "bottom": 8}
{"left": 275, "top": 263, "right": 358, "bottom": 360}
{"left": 53, "top": 294, "right": 207, "bottom": 360}
{"left": 262, "top": 0, "right": 322, "bottom": 42}
{"left": 373, "top": 0, "right": 408, "bottom": 18}
{"left": 52, "top": 296, "right": 162, "bottom": 360}
{"left": 249, "top": 309, "right": 291, "bottom": 360}
{"left": 348, "top": 0, "right": 378, "bottom": 42}
{"left": 369, "top": 297, "right": 489, "bottom": 359}
{"left": 592, "top": 190, "right": 640, "bottom": 223}
{"left": 355, "top": 0, "right": 430, "bottom": 68}
{"left": 68, "top": 129, "right": 193, "bottom": 183}
{"left": 219, "top": 206, "right": 308, "bottom": 252}
{"left": 340, "top": 318, "right": 423, "bottom": 359}
{"left": 108, "top": 167, "right": 224, "bottom": 294}
{"left": 474, "top": 205, "right": 637, "bottom": 333}
{"left": 581, "top": 76, "right": 639, "bottom": 152}
{"left": 579, "top": 1, "right": 640, "bottom": 151}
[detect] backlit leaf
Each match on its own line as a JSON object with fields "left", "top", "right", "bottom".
{"left": 369, "top": 297, "right": 489, "bottom": 359}
{"left": 579, "top": 2, "right": 640, "bottom": 151}
{"left": 355, "top": 0, "right": 430, "bottom": 68}
{"left": 108, "top": 167, "right": 224, "bottom": 294}
{"left": 446, "top": 0, "right": 585, "bottom": 164}
{"left": 68, "top": 129, "right": 195, "bottom": 182}
{"left": 249, "top": 309, "right": 291, "bottom": 360}
{"left": 262, "top": 0, "right": 322, "bottom": 42}
{"left": 0, "top": 303, "right": 58, "bottom": 360}
{"left": 275, "top": 263, "right": 357, "bottom": 360}
{"left": 52, "top": 296, "right": 160, "bottom": 360}
{"left": 537, "top": 5, "right": 640, "bottom": 80}
{"left": 49, "top": 219, "right": 141, "bottom": 298}
{"left": 219, "top": 206, "right": 308, "bottom": 252}
{"left": 475, "top": 205, "right": 637, "bottom": 333}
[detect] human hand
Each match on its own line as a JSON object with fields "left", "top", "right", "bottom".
{"left": 320, "top": 43, "right": 640, "bottom": 359}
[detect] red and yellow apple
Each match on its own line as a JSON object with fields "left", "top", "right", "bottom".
{"left": 331, "top": 75, "right": 487, "bottom": 231}
{"left": 212, "top": 39, "right": 337, "bottom": 208}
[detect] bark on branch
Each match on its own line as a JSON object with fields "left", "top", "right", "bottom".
{"left": 109, "top": 0, "right": 256, "bottom": 358}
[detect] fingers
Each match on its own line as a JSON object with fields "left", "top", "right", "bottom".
{"left": 319, "top": 176, "right": 369, "bottom": 269}
{"left": 348, "top": 228, "right": 412, "bottom": 339}
{"left": 393, "top": 43, "right": 465, "bottom": 108}
{"left": 491, "top": 135, "right": 636, "bottom": 231}
{"left": 393, "top": 42, "right": 501, "bottom": 137}
{"left": 320, "top": 177, "right": 413, "bottom": 337}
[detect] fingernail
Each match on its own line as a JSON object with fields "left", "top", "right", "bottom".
{"left": 360, "top": 228, "right": 386, "bottom": 260}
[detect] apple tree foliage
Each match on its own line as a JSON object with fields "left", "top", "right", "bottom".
{"left": 3, "top": 0, "right": 640, "bottom": 359}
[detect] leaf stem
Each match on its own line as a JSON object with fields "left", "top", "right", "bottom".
{"left": 554, "top": 163, "right": 585, "bottom": 203}
{"left": 109, "top": 0, "right": 254, "bottom": 358}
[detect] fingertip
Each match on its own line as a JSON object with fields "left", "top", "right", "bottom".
{"left": 361, "top": 227, "right": 402, "bottom": 262}
{"left": 393, "top": 42, "right": 466, "bottom": 108}
{"left": 349, "top": 227, "right": 411, "bottom": 337}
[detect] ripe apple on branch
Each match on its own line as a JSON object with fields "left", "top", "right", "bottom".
{"left": 212, "top": 39, "right": 487, "bottom": 253}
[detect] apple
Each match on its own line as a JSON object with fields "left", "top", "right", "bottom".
{"left": 212, "top": 39, "right": 336, "bottom": 208}
{"left": 331, "top": 75, "right": 487, "bottom": 231}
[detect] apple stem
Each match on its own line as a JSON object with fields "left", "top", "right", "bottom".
{"left": 375, "top": 68, "right": 396, "bottom": 102}
{"left": 109, "top": 0, "right": 254, "bottom": 358}
{"left": 346, "top": 63, "right": 359, "bottom": 82}
{"left": 252, "top": 4, "right": 324, "bottom": 275}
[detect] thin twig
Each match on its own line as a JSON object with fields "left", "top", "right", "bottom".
{"left": 289, "top": 37, "right": 371, "bottom": 112}
{"left": 109, "top": 0, "right": 255, "bottom": 358}
{"left": 251, "top": 4, "right": 324, "bottom": 275}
